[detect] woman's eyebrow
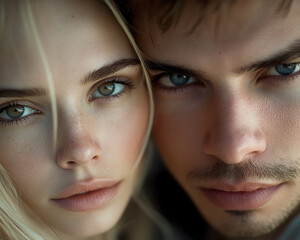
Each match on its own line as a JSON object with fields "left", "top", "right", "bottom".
{"left": 0, "top": 88, "right": 47, "bottom": 98}
{"left": 235, "top": 39, "right": 300, "bottom": 73}
{"left": 82, "top": 58, "right": 140, "bottom": 85}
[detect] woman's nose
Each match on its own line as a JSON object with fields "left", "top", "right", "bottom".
{"left": 55, "top": 115, "right": 102, "bottom": 170}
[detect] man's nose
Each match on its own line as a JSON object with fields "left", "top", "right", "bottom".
{"left": 202, "top": 92, "right": 266, "bottom": 164}
{"left": 55, "top": 115, "right": 102, "bottom": 170}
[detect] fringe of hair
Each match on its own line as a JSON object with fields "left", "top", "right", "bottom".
{"left": 120, "top": 0, "right": 295, "bottom": 33}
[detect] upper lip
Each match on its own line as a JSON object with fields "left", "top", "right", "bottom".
{"left": 52, "top": 179, "right": 121, "bottom": 199}
{"left": 200, "top": 181, "right": 283, "bottom": 192}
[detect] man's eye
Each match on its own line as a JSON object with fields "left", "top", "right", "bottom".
{"left": 0, "top": 104, "right": 37, "bottom": 121}
{"left": 267, "top": 63, "right": 300, "bottom": 76}
{"left": 156, "top": 73, "right": 196, "bottom": 87}
{"left": 91, "top": 81, "right": 125, "bottom": 98}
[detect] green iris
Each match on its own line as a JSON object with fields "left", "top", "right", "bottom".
{"left": 5, "top": 105, "right": 25, "bottom": 118}
{"left": 97, "top": 82, "right": 115, "bottom": 96}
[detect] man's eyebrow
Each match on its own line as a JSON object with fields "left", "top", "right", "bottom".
{"left": 236, "top": 39, "right": 300, "bottom": 74}
{"left": 145, "top": 60, "right": 209, "bottom": 81}
{"left": 0, "top": 88, "right": 47, "bottom": 98}
{"left": 82, "top": 58, "right": 140, "bottom": 85}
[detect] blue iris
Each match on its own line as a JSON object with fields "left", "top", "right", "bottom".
{"left": 275, "top": 64, "right": 296, "bottom": 75}
{"left": 170, "top": 73, "right": 190, "bottom": 86}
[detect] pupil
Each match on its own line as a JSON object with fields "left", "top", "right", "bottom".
{"left": 98, "top": 82, "right": 115, "bottom": 96}
{"left": 170, "top": 73, "right": 189, "bottom": 86}
{"left": 6, "top": 105, "right": 24, "bottom": 118}
{"left": 275, "top": 64, "right": 296, "bottom": 75}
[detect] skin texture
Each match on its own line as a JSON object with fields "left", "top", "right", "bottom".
{"left": 134, "top": 0, "right": 300, "bottom": 239}
{"left": 0, "top": 0, "right": 149, "bottom": 239}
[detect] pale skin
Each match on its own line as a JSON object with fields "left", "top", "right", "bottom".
{"left": 0, "top": 0, "right": 149, "bottom": 239}
{"left": 134, "top": 0, "right": 300, "bottom": 239}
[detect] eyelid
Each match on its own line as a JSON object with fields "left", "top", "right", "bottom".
{"left": 265, "top": 63, "right": 300, "bottom": 76}
{"left": 151, "top": 72, "right": 168, "bottom": 82}
{"left": 88, "top": 76, "right": 134, "bottom": 101}
{"left": 0, "top": 100, "right": 41, "bottom": 126}
{"left": 160, "top": 74, "right": 196, "bottom": 86}
{"left": 88, "top": 77, "right": 120, "bottom": 100}
{"left": 151, "top": 72, "right": 206, "bottom": 96}
{"left": 256, "top": 63, "right": 300, "bottom": 86}
{"left": 0, "top": 100, "right": 41, "bottom": 111}
{"left": 152, "top": 71, "right": 199, "bottom": 83}
{"left": 151, "top": 70, "right": 199, "bottom": 81}
{"left": 259, "top": 63, "right": 300, "bottom": 78}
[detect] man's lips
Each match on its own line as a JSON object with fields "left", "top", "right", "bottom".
{"left": 51, "top": 179, "right": 121, "bottom": 212}
{"left": 199, "top": 182, "right": 284, "bottom": 210}
{"left": 201, "top": 182, "right": 282, "bottom": 192}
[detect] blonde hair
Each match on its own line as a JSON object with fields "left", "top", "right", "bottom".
{"left": 0, "top": 165, "right": 56, "bottom": 240}
{"left": 105, "top": 0, "right": 154, "bottom": 176}
{"left": 0, "top": 0, "right": 154, "bottom": 239}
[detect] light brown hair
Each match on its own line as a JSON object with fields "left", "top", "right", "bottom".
{"left": 116, "top": 0, "right": 294, "bottom": 33}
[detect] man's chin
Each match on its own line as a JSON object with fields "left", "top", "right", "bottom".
{"left": 203, "top": 209, "right": 288, "bottom": 239}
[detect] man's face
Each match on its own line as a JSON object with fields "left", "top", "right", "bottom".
{"left": 134, "top": 0, "right": 300, "bottom": 238}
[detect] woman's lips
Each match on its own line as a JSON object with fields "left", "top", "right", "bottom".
{"left": 200, "top": 183, "right": 283, "bottom": 210}
{"left": 51, "top": 180, "right": 121, "bottom": 212}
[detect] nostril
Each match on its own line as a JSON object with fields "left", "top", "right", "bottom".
{"left": 66, "top": 161, "right": 76, "bottom": 166}
{"left": 245, "top": 151, "right": 260, "bottom": 159}
{"left": 55, "top": 138, "right": 102, "bottom": 169}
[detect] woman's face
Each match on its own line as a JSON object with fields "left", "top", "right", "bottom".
{"left": 0, "top": 0, "right": 149, "bottom": 239}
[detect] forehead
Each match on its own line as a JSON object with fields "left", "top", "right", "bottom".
{"left": 0, "top": 0, "right": 133, "bottom": 87}
{"left": 33, "top": 0, "right": 129, "bottom": 57}
{"left": 135, "top": 0, "right": 300, "bottom": 72}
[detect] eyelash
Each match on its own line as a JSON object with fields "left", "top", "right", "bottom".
{"left": 258, "top": 65, "right": 300, "bottom": 86}
{"left": 89, "top": 77, "right": 135, "bottom": 102}
{"left": 0, "top": 77, "right": 136, "bottom": 127}
{"left": 152, "top": 72, "right": 203, "bottom": 93}
{"left": 0, "top": 101, "right": 40, "bottom": 127}
{"left": 152, "top": 63, "right": 300, "bottom": 93}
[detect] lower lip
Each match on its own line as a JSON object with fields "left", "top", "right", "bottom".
{"left": 201, "top": 184, "right": 282, "bottom": 210}
{"left": 52, "top": 183, "right": 121, "bottom": 212}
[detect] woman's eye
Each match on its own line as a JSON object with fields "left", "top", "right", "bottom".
{"left": 267, "top": 63, "right": 300, "bottom": 76}
{"left": 0, "top": 104, "right": 37, "bottom": 121}
{"left": 91, "top": 81, "right": 125, "bottom": 98}
{"left": 156, "top": 73, "right": 196, "bottom": 87}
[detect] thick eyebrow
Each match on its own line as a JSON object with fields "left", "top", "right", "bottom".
{"left": 82, "top": 58, "right": 140, "bottom": 85}
{"left": 236, "top": 39, "right": 300, "bottom": 74}
{"left": 0, "top": 88, "right": 47, "bottom": 98}
{"left": 145, "top": 59, "right": 209, "bottom": 81}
